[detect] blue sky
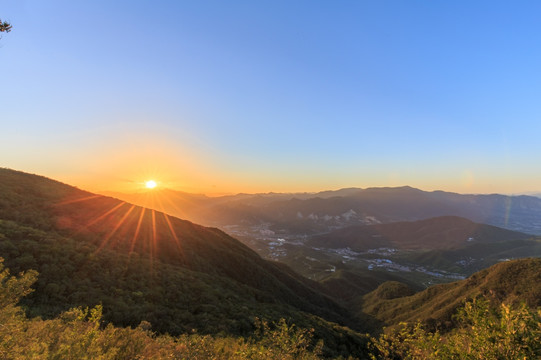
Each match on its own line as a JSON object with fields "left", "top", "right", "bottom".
{"left": 1, "top": 1, "right": 540, "bottom": 194}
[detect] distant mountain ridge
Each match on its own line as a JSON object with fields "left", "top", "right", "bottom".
{"left": 107, "top": 185, "right": 541, "bottom": 235}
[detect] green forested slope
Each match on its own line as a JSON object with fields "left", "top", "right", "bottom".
{"left": 358, "top": 258, "right": 541, "bottom": 331}
{"left": 0, "top": 259, "right": 328, "bottom": 360}
{"left": 0, "top": 168, "right": 368, "bottom": 357}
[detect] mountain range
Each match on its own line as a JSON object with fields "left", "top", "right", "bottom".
{"left": 2, "top": 168, "right": 541, "bottom": 358}
{"left": 106, "top": 185, "right": 541, "bottom": 292}
{"left": 105, "top": 186, "right": 541, "bottom": 236}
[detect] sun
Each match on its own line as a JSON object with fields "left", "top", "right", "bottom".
{"left": 145, "top": 180, "right": 157, "bottom": 189}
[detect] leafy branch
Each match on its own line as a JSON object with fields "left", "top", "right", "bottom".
{"left": 0, "top": 19, "right": 12, "bottom": 33}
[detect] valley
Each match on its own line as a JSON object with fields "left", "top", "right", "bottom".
{"left": 103, "top": 184, "right": 541, "bottom": 299}
{"left": 182, "top": 210, "right": 540, "bottom": 292}
{"left": 230, "top": 225, "right": 467, "bottom": 287}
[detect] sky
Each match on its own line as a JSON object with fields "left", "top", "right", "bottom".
{"left": 1, "top": 0, "right": 541, "bottom": 195}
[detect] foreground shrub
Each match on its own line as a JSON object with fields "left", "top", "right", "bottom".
{"left": 370, "top": 298, "right": 541, "bottom": 359}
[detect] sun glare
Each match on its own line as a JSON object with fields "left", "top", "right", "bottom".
{"left": 145, "top": 180, "right": 157, "bottom": 189}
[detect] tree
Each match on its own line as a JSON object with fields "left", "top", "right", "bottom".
{"left": 0, "top": 20, "right": 12, "bottom": 33}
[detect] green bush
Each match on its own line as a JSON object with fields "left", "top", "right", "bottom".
{"left": 370, "top": 298, "right": 541, "bottom": 359}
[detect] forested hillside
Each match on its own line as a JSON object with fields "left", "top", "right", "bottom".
{"left": 2, "top": 257, "right": 540, "bottom": 359}
{"left": 359, "top": 258, "right": 541, "bottom": 330}
{"left": 0, "top": 168, "right": 368, "bottom": 357}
